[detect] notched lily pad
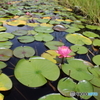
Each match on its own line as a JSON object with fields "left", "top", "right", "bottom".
{"left": 13, "top": 46, "right": 35, "bottom": 58}
{"left": 62, "top": 59, "right": 93, "bottom": 81}
{"left": 0, "top": 73, "right": 12, "bottom": 91}
{"left": 93, "top": 39, "right": 100, "bottom": 46}
{"left": 0, "top": 61, "right": 7, "bottom": 69}
{"left": 66, "top": 33, "right": 92, "bottom": 45}
{"left": 57, "top": 77, "right": 76, "bottom": 96}
{"left": 45, "top": 41, "right": 64, "bottom": 50}
{"left": 17, "top": 36, "right": 34, "bottom": 43}
{"left": 12, "top": 29, "right": 28, "bottom": 36}
{"left": 14, "top": 58, "right": 60, "bottom": 87}
{"left": 92, "top": 55, "right": 100, "bottom": 65}
{"left": 0, "top": 48, "right": 12, "bottom": 61}
{"left": 70, "top": 45, "right": 88, "bottom": 54}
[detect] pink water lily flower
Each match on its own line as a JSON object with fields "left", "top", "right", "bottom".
{"left": 56, "top": 46, "right": 72, "bottom": 58}
{"left": 25, "top": 12, "right": 31, "bottom": 15}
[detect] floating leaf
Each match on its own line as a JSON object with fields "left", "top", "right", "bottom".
{"left": 65, "top": 27, "right": 80, "bottom": 33}
{"left": 93, "top": 39, "right": 100, "bottom": 46}
{"left": 0, "top": 61, "right": 7, "bottom": 69}
{"left": 40, "top": 23, "right": 53, "bottom": 27}
{"left": 0, "top": 49, "right": 12, "bottom": 61}
{"left": 13, "top": 46, "right": 35, "bottom": 58}
{"left": 86, "top": 25, "right": 97, "bottom": 30}
{"left": 14, "top": 58, "right": 60, "bottom": 87}
{"left": 27, "top": 30, "right": 38, "bottom": 35}
{"left": 57, "top": 77, "right": 76, "bottom": 96}
{"left": 66, "top": 33, "right": 92, "bottom": 45}
{"left": 49, "top": 20, "right": 61, "bottom": 25}
{"left": 34, "top": 26, "right": 54, "bottom": 33}
{"left": 7, "top": 20, "right": 26, "bottom": 26}
{"left": 34, "top": 33, "right": 54, "bottom": 42}
{"left": 70, "top": 45, "right": 88, "bottom": 54}
{"left": 53, "top": 25, "right": 66, "bottom": 31}
{"left": 0, "top": 26, "right": 6, "bottom": 32}
{"left": 0, "top": 93, "right": 4, "bottom": 100}
{"left": 0, "top": 41, "right": 13, "bottom": 49}
{"left": 41, "top": 50, "right": 60, "bottom": 63}
{"left": 83, "top": 31, "right": 99, "bottom": 38}
{"left": 0, "top": 73, "right": 12, "bottom": 91}
{"left": 27, "top": 23, "right": 39, "bottom": 27}
{"left": 62, "top": 59, "right": 93, "bottom": 81}
{"left": 18, "top": 36, "right": 34, "bottom": 43}
{"left": 0, "top": 22, "right": 3, "bottom": 26}
{"left": 12, "top": 29, "right": 28, "bottom": 36}
{"left": 45, "top": 41, "right": 64, "bottom": 50}
{"left": 36, "top": 19, "right": 50, "bottom": 23}
{"left": 38, "top": 93, "right": 77, "bottom": 100}
{"left": 92, "top": 55, "right": 100, "bottom": 65}
{"left": 76, "top": 80, "right": 93, "bottom": 99}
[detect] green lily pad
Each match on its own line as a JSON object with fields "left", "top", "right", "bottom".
{"left": 49, "top": 20, "right": 61, "bottom": 25}
{"left": 92, "top": 55, "right": 100, "bottom": 65}
{"left": 0, "top": 32, "right": 14, "bottom": 41}
{"left": 93, "top": 39, "right": 100, "bottom": 46}
{"left": 62, "top": 59, "right": 93, "bottom": 81}
{"left": 86, "top": 25, "right": 97, "bottom": 30}
{"left": 93, "top": 86, "right": 100, "bottom": 100}
{"left": 57, "top": 77, "right": 76, "bottom": 96}
{"left": 0, "top": 22, "right": 3, "bottom": 26}
{"left": 34, "top": 26, "right": 54, "bottom": 33}
{"left": 83, "top": 31, "right": 99, "bottom": 38}
{"left": 88, "top": 66, "right": 100, "bottom": 87}
{"left": 12, "top": 29, "right": 28, "bottom": 36}
{"left": 41, "top": 50, "right": 60, "bottom": 63}
{"left": 14, "top": 58, "right": 60, "bottom": 87}
{"left": 65, "top": 27, "right": 80, "bottom": 33}
{"left": 27, "top": 30, "right": 38, "bottom": 35}
{"left": 0, "top": 26, "right": 6, "bottom": 32}
{"left": 0, "top": 61, "right": 7, "bottom": 69}
{"left": 66, "top": 33, "right": 92, "bottom": 45}
{"left": 38, "top": 93, "right": 77, "bottom": 100}
{"left": 34, "top": 33, "right": 54, "bottom": 42}
{"left": 0, "top": 73, "right": 12, "bottom": 91}
{"left": 70, "top": 45, "right": 88, "bottom": 54}
{"left": 76, "top": 80, "right": 93, "bottom": 99}
{"left": 0, "top": 41, "right": 13, "bottom": 49}
{"left": 0, "top": 93, "right": 4, "bottom": 100}
{"left": 45, "top": 41, "right": 64, "bottom": 50}
{"left": 17, "top": 36, "right": 34, "bottom": 43}
{"left": 36, "top": 19, "right": 50, "bottom": 23}
{"left": 0, "top": 49, "right": 12, "bottom": 61}
{"left": 13, "top": 46, "right": 35, "bottom": 58}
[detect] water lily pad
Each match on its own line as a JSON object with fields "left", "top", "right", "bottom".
{"left": 36, "top": 19, "right": 50, "bottom": 23}
{"left": 0, "top": 93, "right": 4, "bottom": 100}
{"left": 14, "top": 58, "right": 60, "bottom": 87}
{"left": 49, "top": 20, "right": 61, "bottom": 25}
{"left": 62, "top": 59, "right": 93, "bottom": 81}
{"left": 7, "top": 20, "right": 26, "bottom": 26}
{"left": 53, "top": 25, "right": 66, "bottom": 31}
{"left": 12, "top": 29, "right": 28, "bottom": 36}
{"left": 65, "top": 27, "right": 80, "bottom": 33}
{"left": 57, "top": 77, "right": 76, "bottom": 96}
{"left": 18, "top": 36, "right": 34, "bottom": 43}
{"left": 0, "top": 61, "right": 7, "bottom": 69}
{"left": 93, "top": 39, "right": 100, "bottom": 46}
{"left": 13, "top": 46, "right": 35, "bottom": 58}
{"left": 83, "top": 31, "right": 99, "bottom": 38}
{"left": 41, "top": 50, "right": 60, "bottom": 63}
{"left": 40, "top": 23, "right": 53, "bottom": 27}
{"left": 0, "top": 22, "right": 3, "bottom": 26}
{"left": 86, "top": 25, "right": 97, "bottom": 30}
{"left": 0, "top": 49, "right": 12, "bottom": 61}
{"left": 70, "top": 45, "right": 88, "bottom": 54}
{"left": 66, "top": 33, "right": 92, "bottom": 45}
{"left": 88, "top": 66, "right": 100, "bottom": 87}
{"left": 45, "top": 41, "right": 64, "bottom": 50}
{"left": 0, "top": 73, "right": 12, "bottom": 91}
{"left": 76, "top": 80, "right": 93, "bottom": 99}
{"left": 92, "top": 55, "right": 100, "bottom": 65}
{"left": 34, "top": 33, "right": 54, "bottom": 42}
{"left": 27, "top": 30, "right": 38, "bottom": 35}
{"left": 0, "top": 26, "right": 6, "bottom": 32}
{"left": 27, "top": 23, "right": 39, "bottom": 27}
{"left": 0, "top": 41, "right": 13, "bottom": 49}
{"left": 38, "top": 93, "right": 77, "bottom": 100}
{"left": 34, "top": 26, "right": 54, "bottom": 33}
